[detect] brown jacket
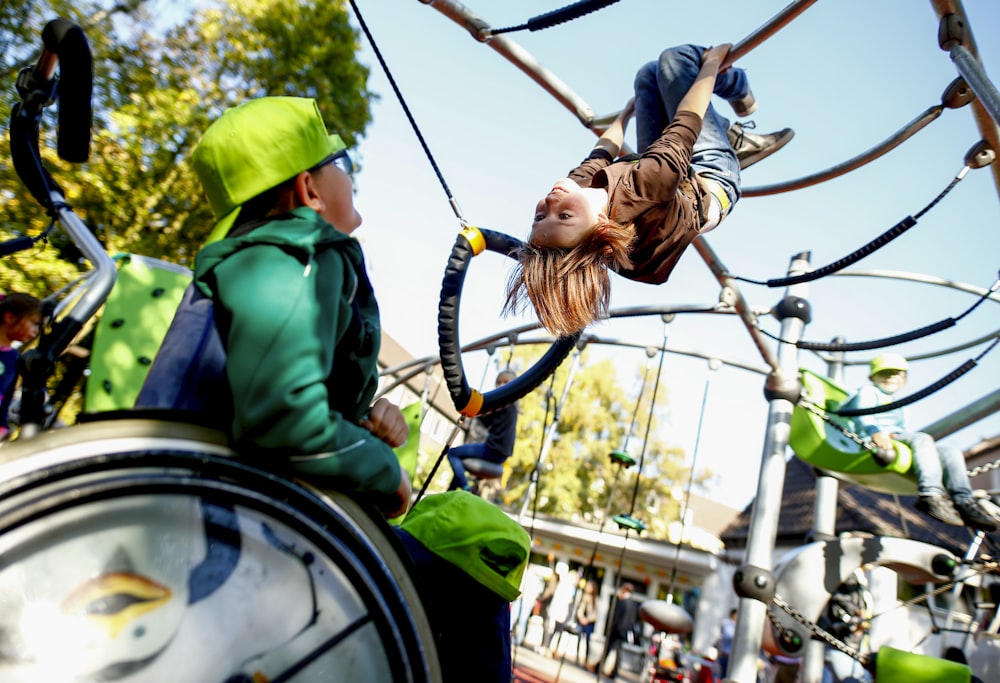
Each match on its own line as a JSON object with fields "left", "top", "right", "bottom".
{"left": 567, "top": 110, "right": 707, "bottom": 284}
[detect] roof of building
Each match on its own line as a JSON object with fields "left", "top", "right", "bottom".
{"left": 720, "top": 456, "right": 982, "bottom": 555}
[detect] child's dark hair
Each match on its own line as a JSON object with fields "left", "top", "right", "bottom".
{"left": 503, "top": 219, "right": 635, "bottom": 336}
{"left": 0, "top": 293, "right": 42, "bottom": 320}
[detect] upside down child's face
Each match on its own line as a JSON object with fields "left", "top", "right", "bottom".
{"left": 528, "top": 178, "right": 608, "bottom": 249}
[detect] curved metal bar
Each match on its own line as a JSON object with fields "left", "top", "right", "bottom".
{"left": 722, "top": 0, "right": 821, "bottom": 70}
{"left": 692, "top": 236, "right": 781, "bottom": 371}
{"left": 418, "top": 0, "right": 598, "bottom": 126}
{"left": 930, "top": 0, "right": 1000, "bottom": 204}
{"left": 743, "top": 106, "right": 943, "bottom": 197}
{"left": 378, "top": 301, "right": 753, "bottom": 388}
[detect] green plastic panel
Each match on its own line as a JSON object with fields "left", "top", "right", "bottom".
{"left": 874, "top": 646, "right": 970, "bottom": 683}
{"left": 788, "top": 369, "right": 918, "bottom": 494}
{"left": 393, "top": 401, "right": 423, "bottom": 482}
{"left": 84, "top": 255, "right": 192, "bottom": 413}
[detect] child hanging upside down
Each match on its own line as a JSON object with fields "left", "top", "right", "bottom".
{"left": 504, "top": 43, "right": 794, "bottom": 336}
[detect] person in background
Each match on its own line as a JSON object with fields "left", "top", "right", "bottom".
{"left": 0, "top": 293, "right": 42, "bottom": 440}
{"left": 447, "top": 369, "right": 519, "bottom": 492}
{"left": 574, "top": 579, "right": 598, "bottom": 665}
{"left": 589, "top": 582, "right": 641, "bottom": 679}
{"left": 840, "top": 353, "right": 996, "bottom": 531}
{"left": 716, "top": 608, "right": 737, "bottom": 679}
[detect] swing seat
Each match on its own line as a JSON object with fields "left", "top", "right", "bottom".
{"left": 84, "top": 254, "right": 193, "bottom": 413}
{"left": 873, "top": 646, "right": 970, "bottom": 683}
{"left": 463, "top": 458, "right": 504, "bottom": 481}
{"left": 789, "top": 369, "right": 917, "bottom": 495}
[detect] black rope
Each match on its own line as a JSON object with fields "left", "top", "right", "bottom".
{"left": 0, "top": 215, "right": 60, "bottom": 256}
{"left": 735, "top": 172, "right": 965, "bottom": 289}
{"left": 490, "top": 0, "right": 622, "bottom": 36}
{"left": 833, "top": 340, "right": 1000, "bottom": 418}
{"left": 620, "top": 349, "right": 655, "bottom": 452}
{"left": 348, "top": 0, "right": 464, "bottom": 222}
{"left": 665, "top": 364, "right": 715, "bottom": 599}
{"left": 758, "top": 275, "right": 1000, "bottom": 352}
{"left": 626, "top": 324, "right": 667, "bottom": 517}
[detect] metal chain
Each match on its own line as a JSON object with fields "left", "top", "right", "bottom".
{"left": 766, "top": 557, "right": 1000, "bottom": 669}
{"left": 799, "top": 397, "right": 1000, "bottom": 478}
{"left": 768, "top": 593, "right": 866, "bottom": 664}
{"left": 799, "top": 398, "right": 874, "bottom": 450}
{"left": 967, "top": 459, "right": 1000, "bottom": 478}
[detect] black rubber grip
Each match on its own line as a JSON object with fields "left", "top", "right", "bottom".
{"left": 42, "top": 18, "right": 93, "bottom": 162}
{"left": 437, "top": 228, "right": 578, "bottom": 415}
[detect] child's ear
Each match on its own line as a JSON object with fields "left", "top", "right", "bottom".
{"left": 293, "top": 171, "right": 325, "bottom": 212}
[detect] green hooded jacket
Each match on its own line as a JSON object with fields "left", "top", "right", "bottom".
{"left": 193, "top": 206, "right": 402, "bottom": 498}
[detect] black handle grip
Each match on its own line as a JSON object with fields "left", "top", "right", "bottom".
{"left": 9, "top": 18, "right": 92, "bottom": 211}
{"left": 42, "top": 18, "right": 93, "bottom": 162}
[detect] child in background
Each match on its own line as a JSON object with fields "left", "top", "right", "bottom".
{"left": 504, "top": 44, "right": 793, "bottom": 336}
{"left": 0, "top": 293, "right": 42, "bottom": 439}
{"left": 841, "top": 353, "right": 997, "bottom": 531}
{"left": 447, "top": 369, "right": 519, "bottom": 492}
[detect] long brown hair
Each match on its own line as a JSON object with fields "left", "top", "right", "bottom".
{"left": 503, "top": 219, "right": 635, "bottom": 336}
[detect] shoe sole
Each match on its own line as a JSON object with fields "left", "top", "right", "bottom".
{"left": 738, "top": 129, "right": 795, "bottom": 170}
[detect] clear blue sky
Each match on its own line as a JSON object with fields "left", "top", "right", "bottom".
{"left": 346, "top": 0, "right": 1000, "bottom": 509}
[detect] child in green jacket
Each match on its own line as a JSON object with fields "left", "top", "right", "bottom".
{"left": 140, "top": 96, "right": 528, "bottom": 682}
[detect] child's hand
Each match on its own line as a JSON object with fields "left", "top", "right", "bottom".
{"left": 361, "top": 398, "right": 409, "bottom": 447}
{"left": 701, "top": 44, "right": 733, "bottom": 71}
{"left": 872, "top": 432, "right": 895, "bottom": 451}
{"left": 382, "top": 468, "right": 412, "bottom": 519}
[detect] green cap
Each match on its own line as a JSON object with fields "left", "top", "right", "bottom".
{"left": 869, "top": 353, "right": 908, "bottom": 377}
{"left": 192, "top": 96, "right": 346, "bottom": 244}
{"left": 400, "top": 491, "right": 530, "bottom": 601}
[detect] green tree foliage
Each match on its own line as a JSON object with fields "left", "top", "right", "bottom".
{"left": 501, "top": 346, "right": 705, "bottom": 540}
{"left": 1, "top": 0, "right": 374, "bottom": 295}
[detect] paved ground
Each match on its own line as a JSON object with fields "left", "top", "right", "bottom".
{"left": 511, "top": 643, "right": 646, "bottom": 683}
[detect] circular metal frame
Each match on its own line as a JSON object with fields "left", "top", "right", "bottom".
{"left": 437, "top": 226, "right": 579, "bottom": 416}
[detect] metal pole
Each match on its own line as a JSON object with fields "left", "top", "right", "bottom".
{"left": 722, "top": 0, "right": 820, "bottom": 70}
{"left": 949, "top": 44, "right": 1000, "bottom": 130}
{"left": 693, "top": 236, "right": 781, "bottom": 372}
{"left": 725, "top": 252, "right": 812, "bottom": 683}
{"left": 921, "top": 387, "right": 1000, "bottom": 439}
{"left": 800, "top": 338, "right": 845, "bottom": 683}
{"left": 930, "top": 0, "right": 1000, "bottom": 204}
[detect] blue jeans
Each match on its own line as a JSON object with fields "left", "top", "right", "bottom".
{"left": 633, "top": 44, "right": 744, "bottom": 208}
{"left": 447, "top": 442, "right": 506, "bottom": 490}
{"left": 823, "top": 648, "right": 871, "bottom": 683}
{"left": 395, "top": 529, "right": 512, "bottom": 682}
{"left": 897, "top": 431, "right": 973, "bottom": 499}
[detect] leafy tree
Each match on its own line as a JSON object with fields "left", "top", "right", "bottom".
{"left": 1, "top": 0, "right": 374, "bottom": 290}
{"left": 501, "top": 345, "right": 705, "bottom": 541}
{"left": 0, "top": 0, "right": 375, "bottom": 420}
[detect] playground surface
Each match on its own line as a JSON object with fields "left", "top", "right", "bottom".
{"left": 512, "top": 644, "right": 646, "bottom": 683}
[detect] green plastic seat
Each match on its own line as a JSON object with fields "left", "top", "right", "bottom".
{"left": 873, "top": 646, "right": 970, "bottom": 683}
{"left": 789, "top": 369, "right": 917, "bottom": 494}
{"left": 608, "top": 449, "right": 637, "bottom": 467}
{"left": 613, "top": 514, "right": 647, "bottom": 533}
{"left": 84, "top": 255, "right": 192, "bottom": 413}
